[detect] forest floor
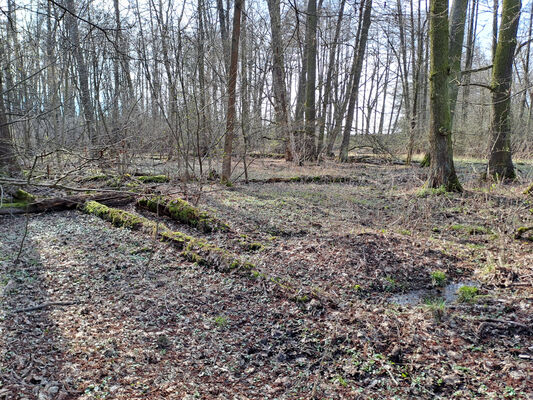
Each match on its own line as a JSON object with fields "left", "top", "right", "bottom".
{"left": 0, "top": 157, "right": 532, "bottom": 399}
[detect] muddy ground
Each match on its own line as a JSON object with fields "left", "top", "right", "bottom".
{"left": 1, "top": 158, "right": 532, "bottom": 399}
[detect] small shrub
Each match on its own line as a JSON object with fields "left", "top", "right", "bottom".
{"left": 424, "top": 297, "right": 446, "bottom": 322}
{"left": 457, "top": 286, "right": 479, "bottom": 302}
{"left": 430, "top": 270, "right": 447, "bottom": 287}
{"left": 214, "top": 316, "right": 228, "bottom": 328}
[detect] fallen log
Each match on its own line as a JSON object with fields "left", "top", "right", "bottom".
{"left": 246, "top": 175, "right": 362, "bottom": 184}
{"left": 0, "top": 193, "right": 136, "bottom": 215}
{"left": 137, "top": 196, "right": 229, "bottom": 233}
{"left": 83, "top": 201, "right": 245, "bottom": 271}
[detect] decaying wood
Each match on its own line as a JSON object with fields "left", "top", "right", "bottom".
{"left": 0, "top": 193, "right": 135, "bottom": 215}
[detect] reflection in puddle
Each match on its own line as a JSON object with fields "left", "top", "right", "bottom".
{"left": 390, "top": 281, "right": 479, "bottom": 305}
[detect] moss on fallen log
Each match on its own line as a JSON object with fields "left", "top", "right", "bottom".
{"left": 137, "top": 196, "right": 229, "bottom": 233}
{"left": 13, "top": 189, "right": 36, "bottom": 202}
{"left": 525, "top": 183, "right": 533, "bottom": 195}
{"left": 515, "top": 226, "right": 533, "bottom": 241}
{"left": 247, "top": 175, "right": 360, "bottom": 184}
{"left": 83, "top": 201, "right": 247, "bottom": 271}
{"left": 136, "top": 175, "right": 169, "bottom": 183}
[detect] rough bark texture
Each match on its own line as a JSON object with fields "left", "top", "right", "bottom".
{"left": 221, "top": 0, "right": 243, "bottom": 182}
{"left": 487, "top": 0, "right": 521, "bottom": 180}
{"left": 448, "top": 0, "right": 469, "bottom": 125}
{"left": 427, "top": 0, "right": 462, "bottom": 192}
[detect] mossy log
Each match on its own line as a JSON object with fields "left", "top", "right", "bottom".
{"left": 247, "top": 175, "right": 360, "bottom": 184}
{"left": 136, "top": 175, "right": 169, "bottom": 183}
{"left": 525, "top": 183, "right": 533, "bottom": 195}
{"left": 83, "top": 201, "right": 247, "bottom": 271}
{"left": 0, "top": 193, "right": 135, "bottom": 215}
{"left": 515, "top": 226, "right": 533, "bottom": 241}
{"left": 137, "top": 196, "right": 229, "bottom": 233}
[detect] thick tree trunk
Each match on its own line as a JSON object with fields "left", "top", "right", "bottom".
{"left": 487, "top": 0, "right": 521, "bottom": 180}
{"left": 427, "top": 0, "right": 462, "bottom": 191}
{"left": 221, "top": 0, "right": 243, "bottom": 182}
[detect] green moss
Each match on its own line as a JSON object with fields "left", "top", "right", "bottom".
{"left": 83, "top": 201, "right": 152, "bottom": 230}
{"left": 138, "top": 196, "right": 229, "bottom": 233}
{"left": 450, "top": 224, "right": 491, "bottom": 235}
{"left": 515, "top": 226, "right": 533, "bottom": 241}
{"left": 0, "top": 202, "right": 29, "bottom": 209}
{"left": 137, "top": 175, "right": 169, "bottom": 183}
{"left": 416, "top": 185, "right": 447, "bottom": 198}
{"left": 13, "top": 189, "right": 36, "bottom": 202}
{"left": 525, "top": 183, "right": 533, "bottom": 195}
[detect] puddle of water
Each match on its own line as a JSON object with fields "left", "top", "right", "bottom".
{"left": 390, "top": 281, "right": 479, "bottom": 306}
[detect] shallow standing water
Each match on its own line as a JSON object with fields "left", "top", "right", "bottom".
{"left": 390, "top": 281, "right": 480, "bottom": 305}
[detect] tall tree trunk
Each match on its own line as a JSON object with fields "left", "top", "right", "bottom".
{"left": 267, "top": 0, "right": 292, "bottom": 161}
{"left": 303, "top": 0, "right": 318, "bottom": 162}
{"left": 317, "top": 0, "right": 346, "bottom": 156}
{"left": 492, "top": 0, "right": 499, "bottom": 60}
{"left": 0, "top": 68, "right": 19, "bottom": 176}
{"left": 65, "top": 0, "right": 97, "bottom": 154}
{"left": 221, "top": 0, "right": 243, "bottom": 182}
{"left": 461, "top": 0, "right": 478, "bottom": 123}
{"left": 339, "top": 0, "right": 372, "bottom": 162}
{"left": 427, "top": 0, "right": 461, "bottom": 191}
{"left": 487, "top": 0, "right": 521, "bottom": 180}
{"left": 448, "top": 0, "right": 469, "bottom": 126}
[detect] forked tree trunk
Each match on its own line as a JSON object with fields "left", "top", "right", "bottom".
{"left": 487, "top": 0, "right": 521, "bottom": 180}
{"left": 427, "top": 0, "right": 461, "bottom": 191}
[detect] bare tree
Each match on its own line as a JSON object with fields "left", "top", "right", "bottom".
{"left": 221, "top": 0, "right": 243, "bottom": 182}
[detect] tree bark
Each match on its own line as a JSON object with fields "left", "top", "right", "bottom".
{"left": 449, "top": 0, "right": 469, "bottom": 126}
{"left": 267, "top": 0, "right": 292, "bottom": 161}
{"left": 221, "top": 0, "right": 243, "bottom": 182}
{"left": 487, "top": 0, "right": 521, "bottom": 180}
{"left": 303, "top": 0, "right": 318, "bottom": 162}
{"left": 427, "top": 0, "right": 462, "bottom": 191}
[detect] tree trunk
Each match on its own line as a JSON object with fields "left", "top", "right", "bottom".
{"left": 487, "top": 0, "right": 521, "bottom": 180}
{"left": 339, "top": 0, "right": 372, "bottom": 162}
{"left": 267, "top": 0, "right": 292, "bottom": 161}
{"left": 65, "top": 0, "right": 97, "bottom": 154}
{"left": 221, "top": 0, "right": 243, "bottom": 182}
{"left": 448, "top": 0, "right": 469, "bottom": 126}
{"left": 0, "top": 69, "right": 20, "bottom": 176}
{"left": 303, "top": 0, "right": 318, "bottom": 162}
{"left": 317, "top": 0, "right": 346, "bottom": 157}
{"left": 427, "top": 0, "right": 462, "bottom": 191}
